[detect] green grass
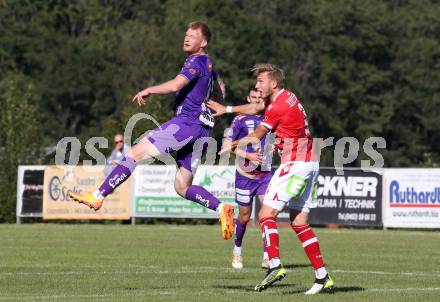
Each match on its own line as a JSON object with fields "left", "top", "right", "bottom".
{"left": 0, "top": 224, "right": 440, "bottom": 301}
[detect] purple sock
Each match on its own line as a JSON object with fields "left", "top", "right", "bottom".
{"left": 98, "top": 157, "right": 136, "bottom": 197}
{"left": 185, "top": 185, "right": 221, "bottom": 211}
{"left": 234, "top": 220, "right": 247, "bottom": 247}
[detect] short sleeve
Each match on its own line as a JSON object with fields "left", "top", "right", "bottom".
{"left": 179, "top": 57, "right": 202, "bottom": 82}
{"left": 261, "top": 104, "right": 282, "bottom": 130}
{"left": 225, "top": 116, "right": 242, "bottom": 140}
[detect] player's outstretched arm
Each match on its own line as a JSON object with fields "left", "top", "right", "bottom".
{"left": 132, "top": 75, "right": 189, "bottom": 106}
{"left": 219, "top": 125, "right": 269, "bottom": 156}
{"left": 207, "top": 100, "right": 264, "bottom": 117}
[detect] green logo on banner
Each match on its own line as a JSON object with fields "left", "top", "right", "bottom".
{"left": 199, "top": 169, "right": 234, "bottom": 187}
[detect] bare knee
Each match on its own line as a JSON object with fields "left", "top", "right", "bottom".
{"left": 174, "top": 167, "right": 193, "bottom": 198}
{"left": 174, "top": 181, "right": 189, "bottom": 198}
{"left": 290, "top": 210, "right": 309, "bottom": 226}
{"left": 258, "top": 205, "right": 279, "bottom": 220}
{"left": 238, "top": 212, "right": 251, "bottom": 225}
{"left": 126, "top": 138, "right": 160, "bottom": 162}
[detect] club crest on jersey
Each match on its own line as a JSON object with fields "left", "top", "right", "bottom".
{"left": 279, "top": 163, "right": 294, "bottom": 177}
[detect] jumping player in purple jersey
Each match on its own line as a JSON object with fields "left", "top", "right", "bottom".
{"left": 68, "top": 21, "right": 234, "bottom": 240}
{"left": 226, "top": 88, "right": 273, "bottom": 269}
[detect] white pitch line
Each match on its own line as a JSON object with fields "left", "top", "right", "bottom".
{"left": 0, "top": 268, "right": 233, "bottom": 276}
{"left": 0, "top": 287, "right": 439, "bottom": 301}
{"left": 367, "top": 287, "right": 440, "bottom": 292}
{"left": 1, "top": 268, "right": 440, "bottom": 278}
{"left": 0, "top": 294, "right": 113, "bottom": 301}
{"left": 333, "top": 269, "right": 440, "bottom": 278}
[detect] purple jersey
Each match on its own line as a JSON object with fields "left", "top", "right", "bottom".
{"left": 228, "top": 115, "right": 263, "bottom": 148}
{"left": 175, "top": 54, "right": 214, "bottom": 123}
{"left": 226, "top": 114, "right": 271, "bottom": 176}
{"left": 147, "top": 54, "right": 216, "bottom": 172}
{"left": 227, "top": 114, "right": 273, "bottom": 206}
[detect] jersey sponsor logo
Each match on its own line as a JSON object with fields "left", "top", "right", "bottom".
{"left": 245, "top": 120, "right": 255, "bottom": 128}
{"left": 245, "top": 120, "right": 255, "bottom": 134}
{"left": 317, "top": 175, "right": 378, "bottom": 197}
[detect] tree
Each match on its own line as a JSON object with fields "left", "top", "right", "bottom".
{"left": 0, "top": 73, "right": 43, "bottom": 222}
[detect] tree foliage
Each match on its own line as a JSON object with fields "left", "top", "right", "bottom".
{"left": 0, "top": 73, "right": 43, "bottom": 222}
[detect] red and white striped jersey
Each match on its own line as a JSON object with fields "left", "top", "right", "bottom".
{"left": 261, "top": 89, "right": 314, "bottom": 163}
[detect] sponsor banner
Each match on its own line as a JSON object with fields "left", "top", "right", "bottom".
{"left": 309, "top": 168, "right": 382, "bottom": 226}
{"left": 133, "top": 165, "right": 238, "bottom": 218}
{"left": 254, "top": 168, "right": 382, "bottom": 226}
{"left": 383, "top": 169, "right": 440, "bottom": 228}
{"left": 43, "top": 166, "right": 131, "bottom": 220}
{"left": 16, "top": 166, "right": 45, "bottom": 217}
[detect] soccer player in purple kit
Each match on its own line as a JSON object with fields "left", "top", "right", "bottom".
{"left": 68, "top": 21, "right": 235, "bottom": 240}
{"left": 226, "top": 88, "right": 273, "bottom": 269}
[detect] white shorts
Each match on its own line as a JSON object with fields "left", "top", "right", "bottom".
{"left": 263, "top": 161, "right": 319, "bottom": 213}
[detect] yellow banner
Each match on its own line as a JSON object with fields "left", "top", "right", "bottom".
{"left": 43, "top": 166, "right": 131, "bottom": 220}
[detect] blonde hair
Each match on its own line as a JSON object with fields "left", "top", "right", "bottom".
{"left": 188, "top": 21, "right": 211, "bottom": 43}
{"left": 252, "top": 63, "right": 285, "bottom": 88}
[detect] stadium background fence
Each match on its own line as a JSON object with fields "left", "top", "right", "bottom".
{"left": 16, "top": 165, "right": 440, "bottom": 228}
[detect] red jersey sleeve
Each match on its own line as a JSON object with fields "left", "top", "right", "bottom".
{"left": 261, "top": 103, "right": 283, "bottom": 130}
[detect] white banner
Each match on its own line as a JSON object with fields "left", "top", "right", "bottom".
{"left": 383, "top": 169, "right": 440, "bottom": 228}
{"left": 132, "top": 165, "right": 237, "bottom": 218}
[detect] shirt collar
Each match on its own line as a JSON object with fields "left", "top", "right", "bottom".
{"left": 272, "top": 88, "right": 285, "bottom": 101}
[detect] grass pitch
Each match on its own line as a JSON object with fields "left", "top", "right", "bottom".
{"left": 0, "top": 224, "right": 439, "bottom": 301}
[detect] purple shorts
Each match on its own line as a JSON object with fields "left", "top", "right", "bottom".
{"left": 235, "top": 171, "right": 272, "bottom": 207}
{"left": 147, "top": 116, "right": 210, "bottom": 172}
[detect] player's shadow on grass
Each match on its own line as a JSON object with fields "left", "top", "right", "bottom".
{"left": 213, "top": 283, "right": 296, "bottom": 292}
{"left": 282, "top": 263, "right": 310, "bottom": 269}
{"left": 282, "top": 286, "right": 365, "bottom": 295}
{"left": 213, "top": 285, "right": 255, "bottom": 292}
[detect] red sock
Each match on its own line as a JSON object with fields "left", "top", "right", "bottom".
{"left": 291, "top": 224, "right": 324, "bottom": 269}
{"left": 259, "top": 217, "right": 280, "bottom": 260}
